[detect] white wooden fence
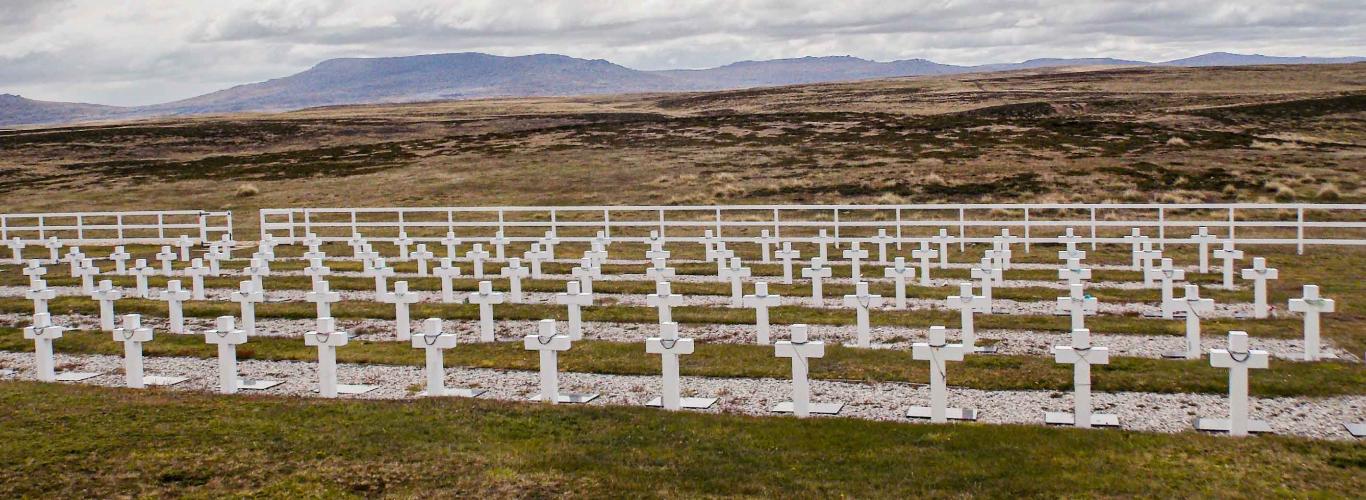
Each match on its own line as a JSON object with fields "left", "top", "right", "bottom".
{"left": 260, "top": 204, "right": 1366, "bottom": 254}
{"left": 0, "top": 210, "right": 233, "bottom": 245}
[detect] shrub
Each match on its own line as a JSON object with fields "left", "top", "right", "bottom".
{"left": 1316, "top": 183, "right": 1342, "bottom": 201}
{"left": 1165, "top": 137, "right": 1189, "bottom": 147}
{"left": 235, "top": 183, "right": 259, "bottom": 198}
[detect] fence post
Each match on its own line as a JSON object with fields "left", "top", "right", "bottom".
{"left": 715, "top": 208, "right": 722, "bottom": 239}
{"left": 1023, "top": 207, "right": 1031, "bottom": 253}
{"left": 1157, "top": 207, "right": 1165, "bottom": 250}
{"left": 658, "top": 209, "right": 665, "bottom": 240}
{"left": 895, "top": 207, "right": 903, "bottom": 250}
{"left": 1297, "top": 206, "right": 1305, "bottom": 255}
{"left": 1089, "top": 208, "right": 1097, "bottom": 250}
{"left": 833, "top": 208, "right": 840, "bottom": 246}
{"left": 1228, "top": 207, "right": 1236, "bottom": 243}
{"left": 772, "top": 208, "right": 781, "bottom": 240}
{"left": 603, "top": 209, "right": 611, "bottom": 239}
{"left": 958, "top": 207, "right": 966, "bottom": 252}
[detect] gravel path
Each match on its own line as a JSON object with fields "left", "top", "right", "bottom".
{"left": 0, "top": 350, "right": 1358, "bottom": 441}
{"left": 4, "top": 312, "right": 1350, "bottom": 362}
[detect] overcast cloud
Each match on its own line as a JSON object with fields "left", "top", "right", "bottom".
{"left": 1, "top": 0, "right": 1363, "bottom": 106}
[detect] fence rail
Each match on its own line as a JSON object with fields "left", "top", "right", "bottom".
{"left": 1, "top": 210, "right": 233, "bottom": 245}
{"left": 260, "top": 204, "right": 1366, "bottom": 254}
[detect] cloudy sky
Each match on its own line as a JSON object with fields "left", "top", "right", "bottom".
{"left": 2, "top": 0, "right": 1363, "bottom": 106}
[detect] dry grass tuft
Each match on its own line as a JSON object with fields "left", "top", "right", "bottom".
{"left": 1316, "top": 183, "right": 1341, "bottom": 201}
{"left": 1165, "top": 137, "right": 1189, "bottom": 147}
{"left": 235, "top": 183, "right": 260, "bottom": 198}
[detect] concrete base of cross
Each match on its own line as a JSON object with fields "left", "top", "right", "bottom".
{"left": 646, "top": 397, "right": 717, "bottom": 410}
{"left": 771, "top": 402, "right": 844, "bottom": 415}
{"left": 238, "top": 379, "right": 283, "bottom": 390}
{"left": 418, "top": 388, "right": 487, "bottom": 398}
{"left": 530, "top": 393, "right": 599, "bottom": 404}
{"left": 333, "top": 384, "right": 378, "bottom": 395}
{"left": 53, "top": 372, "right": 101, "bottom": 382}
{"left": 1345, "top": 423, "right": 1364, "bottom": 438}
{"left": 973, "top": 345, "right": 998, "bottom": 354}
{"left": 1161, "top": 351, "right": 1197, "bottom": 360}
{"left": 1045, "top": 412, "right": 1119, "bottom": 427}
{"left": 906, "top": 407, "right": 978, "bottom": 421}
{"left": 144, "top": 375, "right": 190, "bottom": 386}
{"left": 1194, "top": 418, "right": 1272, "bottom": 434}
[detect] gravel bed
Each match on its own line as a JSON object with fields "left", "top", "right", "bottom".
{"left": 4, "top": 312, "right": 1350, "bottom": 362}
{"left": 0, "top": 350, "right": 1358, "bottom": 441}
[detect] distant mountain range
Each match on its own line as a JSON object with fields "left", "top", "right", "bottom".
{"left": 4, "top": 51, "right": 1363, "bottom": 127}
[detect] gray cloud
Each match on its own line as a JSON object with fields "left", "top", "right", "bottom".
{"left": 0, "top": 0, "right": 1362, "bottom": 105}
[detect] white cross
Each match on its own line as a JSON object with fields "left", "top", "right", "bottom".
{"left": 539, "top": 230, "right": 560, "bottom": 260}
{"left": 382, "top": 280, "right": 422, "bottom": 340}
{"left": 591, "top": 231, "right": 611, "bottom": 251}
{"left": 411, "top": 244, "right": 435, "bottom": 276}
{"left": 773, "top": 324, "right": 831, "bottom": 417}
{"left": 911, "top": 241, "right": 937, "bottom": 286}
{"left": 44, "top": 237, "right": 62, "bottom": 262}
{"left": 108, "top": 246, "right": 131, "bottom": 275}
{"left": 22, "top": 260, "right": 46, "bottom": 289}
{"left": 465, "top": 244, "right": 490, "bottom": 278}
{"left": 467, "top": 280, "right": 505, "bottom": 342}
{"left": 643, "top": 240, "right": 669, "bottom": 263}
{"left": 204, "top": 248, "right": 223, "bottom": 276}
{"left": 216, "top": 233, "right": 236, "bottom": 260}
{"left": 243, "top": 257, "right": 270, "bottom": 292}
{"left": 742, "top": 282, "right": 782, "bottom": 345}
{"left": 1052, "top": 328, "right": 1111, "bottom": 428}
{"left": 112, "top": 314, "right": 156, "bottom": 388}
{"left": 91, "top": 279, "right": 124, "bottom": 332}
{"left": 302, "top": 233, "right": 326, "bottom": 261}
{"left": 987, "top": 237, "right": 1012, "bottom": 271}
{"left": 1149, "top": 258, "right": 1186, "bottom": 318}
{"left": 1201, "top": 331, "right": 1270, "bottom": 436}
{"left": 843, "top": 281, "right": 882, "bottom": 347}
{"left": 931, "top": 229, "right": 953, "bottom": 269}
{"left": 569, "top": 257, "right": 601, "bottom": 295}
{"left": 347, "top": 233, "right": 366, "bottom": 258}
{"left": 131, "top": 259, "right": 156, "bottom": 298}
{"left": 413, "top": 318, "right": 455, "bottom": 395}
{"left": 1166, "top": 284, "right": 1215, "bottom": 359}
{"left": 645, "top": 257, "right": 675, "bottom": 284}
{"left": 1058, "top": 257, "right": 1091, "bottom": 286}
{"left": 1241, "top": 257, "right": 1278, "bottom": 319}
{"left": 184, "top": 259, "right": 209, "bottom": 300}
{"left": 158, "top": 280, "right": 193, "bottom": 334}
{"left": 1056, "top": 283, "right": 1098, "bottom": 332}
{"left": 706, "top": 242, "right": 734, "bottom": 277}
{"left": 305, "top": 279, "right": 341, "bottom": 324}
{"left": 441, "top": 231, "right": 462, "bottom": 259}
{"left": 1122, "top": 228, "right": 1144, "bottom": 270}
{"left": 842, "top": 242, "right": 869, "bottom": 281}
{"left": 433, "top": 258, "right": 462, "bottom": 303}
{"left": 554, "top": 280, "right": 592, "bottom": 341}
{"left": 1137, "top": 240, "right": 1162, "bottom": 287}
{"left": 758, "top": 229, "right": 776, "bottom": 262}
{"left": 1057, "top": 227, "right": 1081, "bottom": 253}
{"left": 646, "top": 321, "right": 703, "bottom": 410}
{"left": 583, "top": 242, "right": 609, "bottom": 268}
{"left": 700, "top": 230, "right": 718, "bottom": 255}
{"left": 523, "top": 244, "right": 549, "bottom": 278}
{"left": 646, "top": 281, "right": 683, "bottom": 323}
{"left": 393, "top": 232, "right": 414, "bottom": 260}
{"left": 910, "top": 326, "right": 969, "bottom": 423}
{"left": 25, "top": 280, "right": 55, "bottom": 316}
{"left": 946, "top": 282, "right": 990, "bottom": 350}
{"left": 1212, "top": 240, "right": 1243, "bottom": 289}
{"left": 719, "top": 257, "right": 751, "bottom": 307}
{"left": 6, "top": 237, "right": 24, "bottom": 264}
{"left": 204, "top": 315, "right": 249, "bottom": 394}
{"left": 1191, "top": 227, "right": 1218, "bottom": 273}
{"left": 525, "top": 319, "right": 573, "bottom": 404}
{"left": 872, "top": 229, "right": 895, "bottom": 264}
{"left": 774, "top": 242, "right": 800, "bottom": 284}
{"left": 368, "top": 258, "right": 395, "bottom": 297}
{"left": 304, "top": 317, "right": 351, "bottom": 398}
{"left": 229, "top": 280, "right": 264, "bottom": 336}
{"left": 23, "top": 313, "right": 67, "bottom": 382}
{"left": 155, "top": 246, "right": 177, "bottom": 275}
{"left": 65, "top": 247, "right": 84, "bottom": 275}
{"left": 815, "top": 229, "right": 833, "bottom": 261}
{"left": 75, "top": 258, "right": 99, "bottom": 295}
{"left": 801, "top": 257, "right": 833, "bottom": 307}
{"left": 490, "top": 231, "right": 511, "bottom": 260}
{"left": 499, "top": 258, "right": 529, "bottom": 302}
{"left": 969, "top": 258, "right": 1001, "bottom": 310}
{"left": 883, "top": 257, "right": 915, "bottom": 309}
{"left": 1288, "top": 284, "right": 1334, "bottom": 361}
{"left": 302, "top": 258, "right": 331, "bottom": 289}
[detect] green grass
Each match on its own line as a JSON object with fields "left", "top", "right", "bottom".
{"left": 0, "top": 382, "right": 1360, "bottom": 497}
{"left": 4, "top": 327, "right": 1362, "bottom": 397}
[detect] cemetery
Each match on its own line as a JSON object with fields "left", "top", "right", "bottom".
{"left": 0, "top": 204, "right": 1359, "bottom": 440}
